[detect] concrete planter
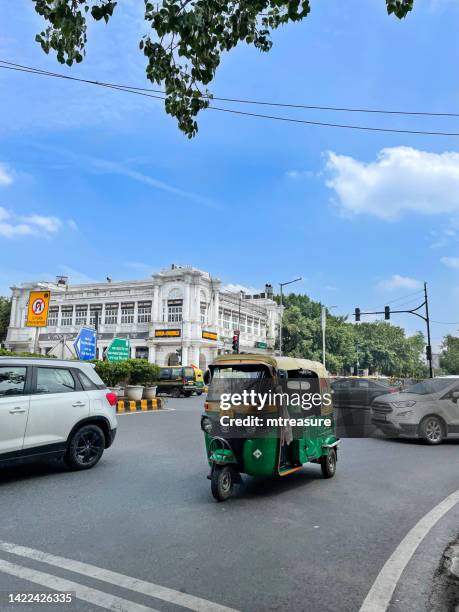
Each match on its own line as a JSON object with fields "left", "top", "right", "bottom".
{"left": 126, "top": 385, "right": 144, "bottom": 401}
{"left": 143, "top": 386, "right": 157, "bottom": 400}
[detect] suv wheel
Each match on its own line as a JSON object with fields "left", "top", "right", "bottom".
{"left": 65, "top": 424, "right": 105, "bottom": 470}
{"left": 170, "top": 387, "right": 181, "bottom": 398}
{"left": 419, "top": 416, "right": 445, "bottom": 445}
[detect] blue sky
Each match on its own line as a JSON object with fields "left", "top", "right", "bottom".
{"left": 1, "top": 0, "right": 459, "bottom": 349}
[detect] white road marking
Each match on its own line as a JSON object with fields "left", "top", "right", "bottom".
{"left": 0, "top": 558, "right": 158, "bottom": 612}
{"left": 0, "top": 540, "right": 239, "bottom": 612}
{"left": 359, "top": 488, "right": 459, "bottom": 612}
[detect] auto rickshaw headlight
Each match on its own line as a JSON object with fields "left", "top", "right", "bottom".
{"left": 201, "top": 416, "right": 213, "bottom": 433}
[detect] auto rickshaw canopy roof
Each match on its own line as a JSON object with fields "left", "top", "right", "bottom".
{"left": 211, "top": 354, "right": 328, "bottom": 378}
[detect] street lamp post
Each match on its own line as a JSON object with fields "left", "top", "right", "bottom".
{"left": 321, "top": 305, "right": 336, "bottom": 369}
{"left": 279, "top": 277, "right": 302, "bottom": 356}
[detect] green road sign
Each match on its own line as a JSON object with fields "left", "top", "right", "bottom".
{"left": 255, "top": 341, "right": 267, "bottom": 349}
{"left": 105, "top": 337, "right": 130, "bottom": 362}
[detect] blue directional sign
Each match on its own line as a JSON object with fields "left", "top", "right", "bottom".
{"left": 74, "top": 327, "right": 97, "bottom": 361}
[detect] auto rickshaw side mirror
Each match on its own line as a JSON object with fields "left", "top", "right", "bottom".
{"left": 204, "top": 370, "right": 211, "bottom": 385}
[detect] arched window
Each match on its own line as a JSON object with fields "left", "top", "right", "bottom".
{"left": 168, "top": 288, "right": 182, "bottom": 300}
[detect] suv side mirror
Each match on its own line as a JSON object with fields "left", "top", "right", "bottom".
{"left": 451, "top": 391, "right": 459, "bottom": 403}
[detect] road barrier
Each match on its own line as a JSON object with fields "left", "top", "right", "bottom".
{"left": 116, "top": 398, "right": 163, "bottom": 413}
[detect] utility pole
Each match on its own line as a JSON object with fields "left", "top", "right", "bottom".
{"left": 424, "top": 282, "right": 433, "bottom": 378}
{"left": 321, "top": 305, "right": 336, "bottom": 369}
{"left": 321, "top": 306, "right": 326, "bottom": 368}
{"left": 279, "top": 277, "right": 302, "bottom": 356}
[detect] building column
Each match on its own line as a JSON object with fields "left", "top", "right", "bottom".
{"left": 130, "top": 345, "right": 136, "bottom": 359}
{"left": 183, "top": 283, "right": 191, "bottom": 321}
{"left": 182, "top": 345, "right": 189, "bottom": 367}
{"left": 10, "top": 295, "right": 18, "bottom": 328}
{"left": 153, "top": 285, "right": 160, "bottom": 321}
{"left": 148, "top": 345, "right": 156, "bottom": 364}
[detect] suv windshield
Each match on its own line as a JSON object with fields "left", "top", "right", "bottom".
{"left": 401, "top": 379, "right": 455, "bottom": 395}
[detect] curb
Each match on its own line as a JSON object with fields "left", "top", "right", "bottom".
{"left": 448, "top": 542, "right": 459, "bottom": 580}
{"left": 429, "top": 536, "right": 459, "bottom": 612}
{"left": 116, "top": 398, "right": 163, "bottom": 413}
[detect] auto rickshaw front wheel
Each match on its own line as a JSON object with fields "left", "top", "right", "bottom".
{"left": 211, "top": 465, "right": 235, "bottom": 501}
{"left": 320, "top": 448, "right": 337, "bottom": 479}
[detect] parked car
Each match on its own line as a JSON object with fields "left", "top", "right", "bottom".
{"left": 371, "top": 376, "right": 459, "bottom": 444}
{"left": 0, "top": 357, "right": 118, "bottom": 469}
{"left": 331, "top": 377, "right": 398, "bottom": 437}
{"left": 156, "top": 366, "right": 197, "bottom": 397}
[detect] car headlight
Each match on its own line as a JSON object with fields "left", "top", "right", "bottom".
{"left": 201, "top": 417, "right": 213, "bottom": 433}
{"left": 391, "top": 400, "right": 416, "bottom": 408}
{"left": 397, "top": 409, "right": 414, "bottom": 417}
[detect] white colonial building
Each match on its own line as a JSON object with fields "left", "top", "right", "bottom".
{"left": 5, "top": 265, "right": 280, "bottom": 369}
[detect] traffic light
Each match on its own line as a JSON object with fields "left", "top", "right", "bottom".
{"left": 384, "top": 306, "right": 390, "bottom": 320}
{"left": 232, "top": 331, "right": 240, "bottom": 353}
{"left": 355, "top": 308, "right": 360, "bottom": 322}
{"left": 426, "top": 345, "right": 432, "bottom": 361}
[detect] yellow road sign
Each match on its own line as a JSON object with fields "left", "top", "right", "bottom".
{"left": 26, "top": 290, "right": 50, "bottom": 327}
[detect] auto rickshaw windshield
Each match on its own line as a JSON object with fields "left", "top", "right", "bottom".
{"left": 207, "top": 364, "right": 273, "bottom": 402}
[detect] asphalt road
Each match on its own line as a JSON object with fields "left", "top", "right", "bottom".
{"left": 0, "top": 396, "right": 458, "bottom": 612}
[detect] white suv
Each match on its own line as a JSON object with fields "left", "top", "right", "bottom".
{"left": 0, "top": 357, "right": 118, "bottom": 470}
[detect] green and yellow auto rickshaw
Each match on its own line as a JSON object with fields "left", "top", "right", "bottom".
{"left": 201, "top": 355, "right": 340, "bottom": 501}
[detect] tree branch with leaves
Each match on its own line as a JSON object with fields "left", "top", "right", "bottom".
{"left": 32, "top": 0, "right": 414, "bottom": 137}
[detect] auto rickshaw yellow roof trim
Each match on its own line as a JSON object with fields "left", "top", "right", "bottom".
{"left": 212, "top": 354, "right": 328, "bottom": 377}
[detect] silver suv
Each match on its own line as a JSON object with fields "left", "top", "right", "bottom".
{"left": 0, "top": 357, "right": 117, "bottom": 469}
{"left": 371, "top": 376, "right": 459, "bottom": 444}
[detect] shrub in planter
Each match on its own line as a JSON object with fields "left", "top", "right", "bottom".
{"left": 125, "top": 359, "right": 152, "bottom": 400}
{"left": 143, "top": 363, "right": 160, "bottom": 399}
{"left": 93, "top": 360, "right": 130, "bottom": 390}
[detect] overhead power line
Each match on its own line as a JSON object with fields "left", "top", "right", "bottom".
{"left": 2, "top": 59, "right": 459, "bottom": 137}
{"left": 1, "top": 59, "right": 458, "bottom": 119}
{"left": 431, "top": 320, "right": 459, "bottom": 325}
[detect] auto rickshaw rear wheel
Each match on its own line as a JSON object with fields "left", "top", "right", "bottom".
{"left": 211, "top": 465, "right": 235, "bottom": 501}
{"left": 320, "top": 448, "right": 337, "bottom": 479}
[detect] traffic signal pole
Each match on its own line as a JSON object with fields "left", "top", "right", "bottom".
{"left": 424, "top": 282, "right": 433, "bottom": 379}
{"left": 354, "top": 281, "right": 433, "bottom": 377}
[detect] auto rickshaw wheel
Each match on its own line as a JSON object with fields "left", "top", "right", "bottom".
{"left": 211, "top": 465, "right": 234, "bottom": 502}
{"left": 320, "top": 448, "right": 337, "bottom": 479}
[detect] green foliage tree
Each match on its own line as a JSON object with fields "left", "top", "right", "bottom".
{"left": 0, "top": 297, "right": 11, "bottom": 343}
{"left": 277, "top": 293, "right": 425, "bottom": 376}
{"left": 32, "top": 0, "right": 413, "bottom": 137}
{"left": 439, "top": 334, "right": 459, "bottom": 374}
{"left": 353, "top": 323, "right": 426, "bottom": 377}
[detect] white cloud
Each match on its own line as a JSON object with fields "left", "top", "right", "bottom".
{"left": 0, "top": 163, "right": 13, "bottom": 186}
{"left": 326, "top": 147, "right": 459, "bottom": 221}
{"left": 0, "top": 207, "right": 62, "bottom": 239}
{"left": 441, "top": 256, "right": 459, "bottom": 269}
{"left": 33, "top": 144, "right": 218, "bottom": 209}
{"left": 376, "top": 275, "right": 423, "bottom": 291}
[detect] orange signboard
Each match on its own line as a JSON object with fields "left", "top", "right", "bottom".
{"left": 26, "top": 290, "right": 51, "bottom": 327}
{"left": 155, "top": 329, "right": 181, "bottom": 337}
